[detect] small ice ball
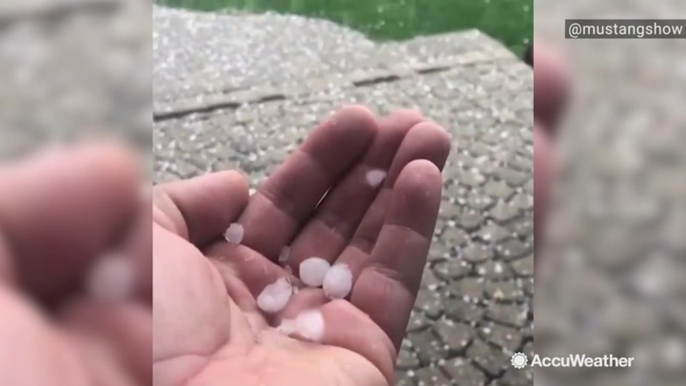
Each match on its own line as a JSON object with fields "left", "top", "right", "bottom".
{"left": 224, "top": 223, "right": 244, "bottom": 244}
{"left": 257, "top": 277, "right": 292, "bottom": 313}
{"left": 323, "top": 264, "right": 353, "bottom": 299}
{"left": 278, "top": 246, "right": 291, "bottom": 263}
{"left": 295, "top": 309, "right": 325, "bottom": 342}
{"left": 366, "top": 169, "right": 387, "bottom": 188}
{"left": 276, "top": 318, "right": 296, "bottom": 335}
{"left": 299, "top": 257, "right": 331, "bottom": 287}
{"left": 86, "top": 254, "right": 135, "bottom": 302}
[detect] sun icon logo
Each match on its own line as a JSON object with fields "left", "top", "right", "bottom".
{"left": 511, "top": 352, "right": 528, "bottom": 369}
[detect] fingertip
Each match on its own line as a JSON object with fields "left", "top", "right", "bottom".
{"left": 396, "top": 159, "right": 443, "bottom": 195}
{"left": 77, "top": 141, "right": 142, "bottom": 186}
{"left": 301, "top": 104, "right": 378, "bottom": 160}
{"left": 406, "top": 122, "right": 451, "bottom": 167}
{"left": 155, "top": 170, "right": 251, "bottom": 244}
{"left": 386, "top": 160, "right": 443, "bottom": 240}
{"left": 383, "top": 109, "right": 424, "bottom": 126}
{"left": 334, "top": 104, "right": 378, "bottom": 132}
{"left": 338, "top": 104, "right": 376, "bottom": 118}
{"left": 385, "top": 121, "right": 451, "bottom": 186}
{"left": 376, "top": 109, "right": 424, "bottom": 143}
{"left": 222, "top": 170, "right": 250, "bottom": 204}
{"left": 393, "top": 160, "right": 443, "bottom": 220}
{"left": 68, "top": 142, "right": 143, "bottom": 216}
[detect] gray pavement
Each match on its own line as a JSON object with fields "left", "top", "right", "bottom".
{"left": 153, "top": 5, "right": 534, "bottom": 385}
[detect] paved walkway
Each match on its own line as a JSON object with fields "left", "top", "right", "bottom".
{"left": 153, "top": 5, "right": 534, "bottom": 386}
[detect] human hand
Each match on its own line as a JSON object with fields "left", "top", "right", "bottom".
{"left": 152, "top": 106, "right": 450, "bottom": 386}
{"left": 0, "top": 144, "right": 151, "bottom": 385}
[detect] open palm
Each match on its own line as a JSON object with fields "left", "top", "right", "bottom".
{"left": 153, "top": 106, "right": 450, "bottom": 386}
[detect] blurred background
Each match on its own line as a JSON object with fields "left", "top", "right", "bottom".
{"left": 0, "top": 0, "right": 151, "bottom": 160}
{"left": 0, "top": 1, "right": 151, "bottom": 385}
{"left": 535, "top": 0, "right": 686, "bottom": 386}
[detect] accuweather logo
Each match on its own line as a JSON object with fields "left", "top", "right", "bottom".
{"left": 510, "top": 353, "right": 635, "bottom": 368}
{"left": 511, "top": 353, "right": 528, "bottom": 369}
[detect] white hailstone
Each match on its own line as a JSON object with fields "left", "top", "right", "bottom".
{"left": 299, "top": 257, "right": 331, "bottom": 287}
{"left": 294, "top": 309, "right": 325, "bottom": 342}
{"left": 365, "top": 169, "right": 387, "bottom": 188}
{"left": 278, "top": 246, "right": 291, "bottom": 263}
{"left": 224, "top": 223, "right": 244, "bottom": 244}
{"left": 86, "top": 254, "right": 135, "bottom": 302}
{"left": 494, "top": 263, "right": 503, "bottom": 274}
{"left": 276, "top": 318, "right": 296, "bottom": 335}
{"left": 276, "top": 309, "right": 325, "bottom": 342}
{"left": 256, "top": 277, "right": 292, "bottom": 313}
{"left": 323, "top": 264, "right": 353, "bottom": 299}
